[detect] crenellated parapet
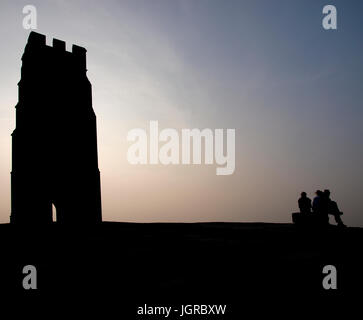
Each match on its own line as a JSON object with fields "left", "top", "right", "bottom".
{"left": 22, "top": 31, "right": 87, "bottom": 72}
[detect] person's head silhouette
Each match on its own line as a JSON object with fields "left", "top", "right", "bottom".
{"left": 324, "top": 189, "right": 331, "bottom": 198}
{"left": 301, "top": 192, "right": 307, "bottom": 198}
{"left": 316, "top": 190, "right": 323, "bottom": 197}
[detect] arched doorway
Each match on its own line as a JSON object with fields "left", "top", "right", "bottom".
{"left": 52, "top": 203, "right": 57, "bottom": 222}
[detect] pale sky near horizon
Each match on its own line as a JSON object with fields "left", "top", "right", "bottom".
{"left": 1, "top": 0, "right": 363, "bottom": 226}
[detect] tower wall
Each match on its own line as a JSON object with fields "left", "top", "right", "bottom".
{"left": 11, "top": 32, "right": 102, "bottom": 225}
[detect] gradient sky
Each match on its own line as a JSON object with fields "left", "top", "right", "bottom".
{"left": 0, "top": 0, "right": 362, "bottom": 226}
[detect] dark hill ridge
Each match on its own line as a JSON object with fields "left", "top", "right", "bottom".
{"left": 0, "top": 222, "right": 362, "bottom": 314}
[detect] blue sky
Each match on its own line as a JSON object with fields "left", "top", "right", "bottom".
{"left": 1, "top": 0, "right": 363, "bottom": 226}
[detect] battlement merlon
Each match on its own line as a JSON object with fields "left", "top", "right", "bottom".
{"left": 72, "top": 44, "right": 87, "bottom": 71}
{"left": 28, "top": 31, "right": 46, "bottom": 46}
{"left": 53, "top": 38, "right": 66, "bottom": 51}
{"left": 23, "top": 31, "right": 87, "bottom": 70}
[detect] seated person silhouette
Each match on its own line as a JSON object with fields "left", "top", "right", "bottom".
{"left": 311, "top": 189, "right": 330, "bottom": 225}
{"left": 322, "top": 189, "right": 346, "bottom": 228}
{"left": 298, "top": 192, "right": 311, "bottom": 214}
{"left": 312, "top": 190, "right": 323, "bottom": 213}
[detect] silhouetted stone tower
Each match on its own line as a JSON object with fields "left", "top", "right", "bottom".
{"left": 10, "top": 32, "right": 102, "bottom": 224}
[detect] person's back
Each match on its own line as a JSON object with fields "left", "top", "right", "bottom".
{"left": 329, "top": 200, "right": 340, "bottom": 214}
{"left": 298, "top": 192, "right": 311, "bottom": 214}
{"left": 324, "top": 189, "right": 346, "bottom": 227}
{"left": 320, "top": 191, "right": 330, "bottom": 215}
{"left": 312, "top": 190, "right": 323, "bottom": 213}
